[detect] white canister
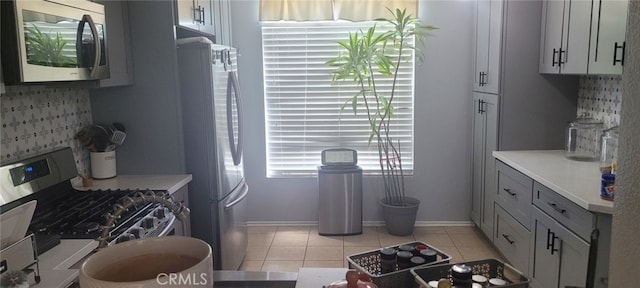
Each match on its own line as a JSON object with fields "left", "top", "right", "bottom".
{"left": 90, "top": 151, "right": 117, "bottom": 179}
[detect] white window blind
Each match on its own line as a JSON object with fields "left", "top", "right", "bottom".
{"left": 262, "top": 21, "right": 415, "bottom": 177}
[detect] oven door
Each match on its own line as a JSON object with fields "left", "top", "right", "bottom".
{"left": 1, "top": 0, "right": 109, "bottom": 83}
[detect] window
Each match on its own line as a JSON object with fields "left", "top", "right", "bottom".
{"left": 262, "top": 21, "right": 415, "bottom": 177}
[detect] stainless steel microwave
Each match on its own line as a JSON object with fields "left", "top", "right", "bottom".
{"left": 1, "top": 0, "right": 109, "bottom": 83}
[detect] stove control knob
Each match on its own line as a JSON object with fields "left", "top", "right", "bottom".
{"left": 116, "top": 233, "right": 135, "bottom": 243}
{"left": 154, "top": 208, "right": 167, "bottom": 219}
{"left": 142, "top": 217, "right": 157, "bottom": 229}
{"left": 130, "top": 227, "right": 144, "bottom": 239}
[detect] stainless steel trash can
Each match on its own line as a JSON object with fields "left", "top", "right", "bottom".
{"left": 317, "top": 165, "right": 363, "bottom": 235}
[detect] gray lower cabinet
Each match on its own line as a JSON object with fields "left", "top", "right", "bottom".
{"left": 530, "top": 206, "right": 589, "bottom": 288}
{"left": 492, "top": 160, "right": 612, "bottom": 287}
{"left": 495, "top": 161, "right": 532, "bottom": 229}
{"left": 494, "top": 203, "right": 530, "bottom": 273}
{"left": 171, "top": 186, "right": 192, "bottom": 237}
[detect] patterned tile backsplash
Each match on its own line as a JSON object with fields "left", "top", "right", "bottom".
{"left": 577, "top": 75, "right": 622, "bottom": 128}
{"left": 574, "top": 75, "right": 623, "bottom": 158}
{"left": 0, "top": 85, "right": 92, "bottom": 174}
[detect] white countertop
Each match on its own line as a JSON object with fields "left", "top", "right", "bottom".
{"left": 296, "top": 268, "right": 348, "bottom": 288}
{"left": 493, "top": 150, "right": 613, "bottom": 214}
{"left": 31, "top": 239, "right": 96, "bottom": 288}
{"left": 73, "top": 174, "right": 192, "bottom": 195}
{"left": 32, "top": 174, "right": 192, "bottom": 288}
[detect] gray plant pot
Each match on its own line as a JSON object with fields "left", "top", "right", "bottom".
{"left": 380, "top": 196, "right": 420, "bottom": 236}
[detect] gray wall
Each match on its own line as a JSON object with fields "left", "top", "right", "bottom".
{"left": 230, "top": 0, "right": 475, "bottom": 223}
{"left": 609, "top": 0, "right": 640, "bottom": 285}
{"left": 90, "top": 1, "right": 186, "bottom": 174}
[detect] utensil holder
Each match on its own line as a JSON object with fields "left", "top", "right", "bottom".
{"left": 90, "top": 151, "right": 116, "bottom": 179}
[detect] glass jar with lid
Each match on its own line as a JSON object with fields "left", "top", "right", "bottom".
{"left": 565, "top": 114, "right": 605, "bottom": 161}
{"left": 599, "top": 126, "right": 619, "bottom": 173}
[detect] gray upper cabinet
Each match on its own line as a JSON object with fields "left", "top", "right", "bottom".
{"left": 539, "top": 0, "right": 591, "bottom": 74}
{"left": 540, "top": 0, "right": 629, "bottom": 75}
{"left": 94, "top": 0, "right": 134, "bottom": 87}
{"left": 588, "top": 0, "right": 629, "bottom": 75}
{"left": 176, "top": 0, "right": 215, "bottom": 36}
{"left": 473, "top": 0, "right": 503, "bottom": 94}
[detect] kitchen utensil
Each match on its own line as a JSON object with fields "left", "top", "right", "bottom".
{"left": 565, "top": 114, "right": 604, "bottom": 161}
{"left": 110, "top": 122, "right": 126, "bottom": 145}
{"left": 91, "top": 125, "right": 111, "bottom": 152}
{"left": 76, "top": 127, "right": 96, "bottom": 152}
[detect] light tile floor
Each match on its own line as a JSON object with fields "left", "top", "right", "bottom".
{"left": 240, "top": 225, "right": 504, "bottom": 273}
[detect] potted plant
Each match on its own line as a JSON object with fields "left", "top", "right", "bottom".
{"left": 326, "top": 8, "right": 435, "bottom": 235}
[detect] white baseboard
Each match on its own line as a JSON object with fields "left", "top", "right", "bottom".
{"left": 247, "top": 220, "right": 475, "bottom": 227}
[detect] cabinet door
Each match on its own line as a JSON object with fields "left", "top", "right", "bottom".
{"left": 472, "top": 92, "right": 498, "bottom": 238}
{"left": 482, "top": 93, "right": 498, "bottom": 236}
{"left": 199, "top": 0, "right": 216, "bottom": 36}
{"left": 530, "top": 207, "right": 589, "bottom": 288}
{"left": 176, "top": 0, "right": 199, "bottom": 31}
{"left": 588, "top": 0, "right": 629, "bottom": 75}
{"left": 494, "top": 204, "right": 531, "bottom": 274}
{"left": 471, "top": 95, "right": 486, "bottom": 227}
{"left": 531, "top": 210, "right": 560, "bottom": 288}
{"left": 539, "top": 0, "right": 564, "bottom": 74}
{"left": 484, "top": 0, "right": 502, "bottom": 94}
{"left": 473, "top": 0, "right": 490, "bottom": 92}
{"left": 473, "top": 0, "right": 502, "bottom": 94}
{"left": 559, "top": 0, "right": 591, "bottom": 74}
{"left": 96, "top": 0, "right": 134, "bottom": 87}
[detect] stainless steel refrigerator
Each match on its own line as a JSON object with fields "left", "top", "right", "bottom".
{"left": 177, "top": 38, "right": 247, "bottom": 270}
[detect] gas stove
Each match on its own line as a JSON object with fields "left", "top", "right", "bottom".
{"left": 0, "top": 148, "right": 176, "bottom": 256}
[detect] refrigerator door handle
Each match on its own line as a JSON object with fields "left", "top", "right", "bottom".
{"left": 224, "top": 184, "right": 249, "bottom": 209}
{"left": 227, "top": 70, "right": 243, "bottom": 166}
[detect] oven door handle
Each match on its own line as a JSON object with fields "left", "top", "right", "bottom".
{"left": 224, "top": 184, "right": 248, "bottom": 209}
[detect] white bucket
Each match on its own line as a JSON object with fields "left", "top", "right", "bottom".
{"left": 90, "top": 151, "right": 117, "bottom": 179}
